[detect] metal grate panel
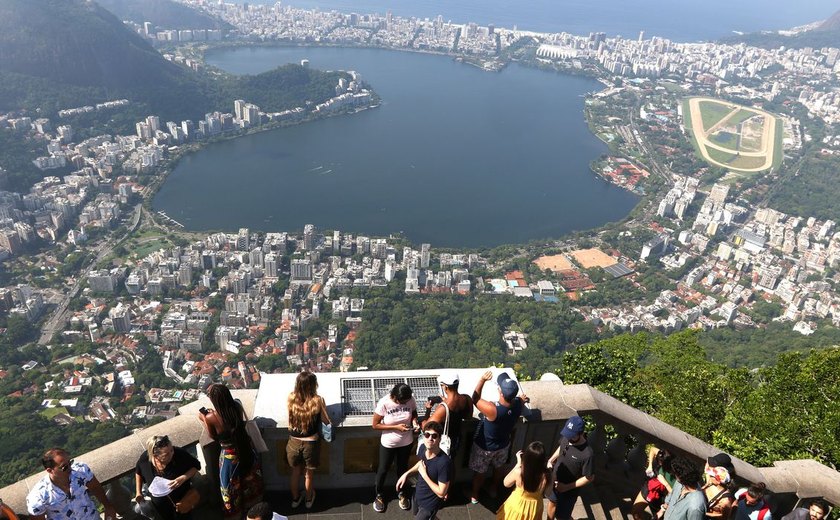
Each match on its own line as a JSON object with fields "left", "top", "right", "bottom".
{"left": 407, "top": 376, "right": 442, "bottom": 404}
{"left": 342, "top": 375, "right": 442, "bottom": 417}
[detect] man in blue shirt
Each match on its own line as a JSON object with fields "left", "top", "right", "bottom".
{"left": 397, "top": 421, "right": 451, "bottom": 520}
{"left": 468, "top": 371, "right": 525, "bottom": 504}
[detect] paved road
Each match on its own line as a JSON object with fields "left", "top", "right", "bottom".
{"left": 37, "top": 204, "right": 143, "bottom": 344}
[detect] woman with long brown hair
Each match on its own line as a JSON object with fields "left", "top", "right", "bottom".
{"left": 198, "top": 383, "right": 263, "bottom": 517}
{"left": 287, "top": 371, "right": 330, "bottom": 509}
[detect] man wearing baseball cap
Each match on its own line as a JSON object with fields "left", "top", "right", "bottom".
{"left": 468, "top": 370, "right": 526, "bottom": 504}
{"left": 546, "top": 416, "right": 595, "bottom": 520}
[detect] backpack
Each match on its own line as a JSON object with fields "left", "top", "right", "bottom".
{"left": 737, "top": 494, "right": 770, "bottom": 520}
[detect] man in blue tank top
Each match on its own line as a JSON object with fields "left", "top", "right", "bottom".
{"left": 468, "top": 370, "right": 524, "bottom": 504}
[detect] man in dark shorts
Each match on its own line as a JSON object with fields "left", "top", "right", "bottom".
{"left": 546, "top": 416, "right": 595, "bottom": 520}
{"left": 397, "top": 421, "right": 451, "bottom": 520}
{"left": 469, "top": 371, "right": 525, "bottom": 503}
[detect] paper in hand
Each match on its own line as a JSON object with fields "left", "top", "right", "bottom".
{"left": 148, "top": 476, "right": 174, "bottom": 497}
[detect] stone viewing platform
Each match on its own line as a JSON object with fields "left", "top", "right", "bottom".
{"left": 2, "top": 370, "right": 838, "bottom": 519}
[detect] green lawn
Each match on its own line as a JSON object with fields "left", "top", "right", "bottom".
{"left": 698, "top": 100, "right": 735, "bottom": 132}
{"left": 710, "top": 131, "right": 738, "bottom": 149}
{"left": 40, "top": 407, "right": 70, "bottom": 419}
{"left": 706, "top": 146, "right": 739, "bottom": 164}
{"left": 682, "top": 99, "right": 703, "bottom": 158}
{"left": 729, "top": 155, "right": 769, "bottom": 170}
{"left": 726, "top": 109, "right": 758, "bottom": 127}
{"left": 661, "top": 82, "right": 686, "bottom": 93}
{"left": 706, "top": 146, "right": 769, "bottom": 171}
{"left": 132, "top": 238, "right": 172, "bottom": 258}
{"left": 135, "top": 229, "right": 166, "bottom": 240}
{"left": 772, "top": 117, "right": 784, "bottom": 169}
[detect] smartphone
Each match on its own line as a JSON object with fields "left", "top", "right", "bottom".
{"left": 199, "top": 407, "right": 209, "bottom": 415}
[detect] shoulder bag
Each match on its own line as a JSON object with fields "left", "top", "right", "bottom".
{"left": 439, "top": 402, "right": 452, "bottom": 455}
{"left": 320, "top": 397, "right": 334, "bottom": 443}
{"left": 245, "top": 420, "right": 269, "bottom": 453}
{"left": 321, "top": 421, "right": 333, "bottom": 443}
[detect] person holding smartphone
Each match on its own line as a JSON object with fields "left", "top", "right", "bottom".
{"left": 372, "top": 383, "right": 419, "bottom": 513}
{"left": 198, "top": 383, "right": 263, "bottom": 517}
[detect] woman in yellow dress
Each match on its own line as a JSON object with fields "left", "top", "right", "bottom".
{"left": 496, "top": 442, "right": 550, "bottom": 520}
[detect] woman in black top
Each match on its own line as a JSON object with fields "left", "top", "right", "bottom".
{"left": 286, "top": 371, "right": 330, "bottom": 509}
{"left": 135, "top": 435, "right": 201, "bottom": 520}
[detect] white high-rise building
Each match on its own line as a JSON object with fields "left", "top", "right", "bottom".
{"left": 291, "top": 259, "right": 313, "bottom": 280}
{"left": 264, "top": 254, "right": 278, "bottom": 278}
{"left": 234, "top": 100, "right": 246, "bottom": 121}
{"left": 420, "top": 243, "right": 431, "bottom": 268}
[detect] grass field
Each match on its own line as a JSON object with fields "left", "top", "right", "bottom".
{"left": 706, "top": 146, "right": 768, "bottom": 170}
{"left": 660, "top": 82, "right": 686, "bottom": 94}
{"left": 131, "top": 238, "right": 172, "bottom": 258}
{"left": 706, "top": 146, "right": 739, "bottom": 164}
{"left": 710, "top": 131, "right": 738, "bottom": 148}
{"left": 728, "top": 155, "right": 769, "bottom": 170}
{"left": 681, "top": 99, "right": 703, "bottom": 157}
{"left": 772, "top": 117, "right": 784, "bottom": 169}
{"left": 726, "top": 109, "right": 759, "bottom": 127}
{"left": 686, "top": 97, "right": 779, "bottom": 173}
{"left": 698, "top": 100, "right": 734, "bottom": 132}
{"left": 40, "top": 407, "right": 69, "bottom": 419}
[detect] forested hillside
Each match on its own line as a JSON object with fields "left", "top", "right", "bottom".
{"left": 563, "top": 331, "right": 840, "bottom": 470}
{"left": 0, "top": 0, "right": 349, "bottom": 125}
{"left": 94, "top": 0, "right": 231, "bottom": 30}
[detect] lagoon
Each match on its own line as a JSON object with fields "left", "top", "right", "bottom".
{"left": 153, "top": 46, "right": 639, "bottom": 247}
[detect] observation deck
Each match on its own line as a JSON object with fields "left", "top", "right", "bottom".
{"left": 1, "top": 369, "right": 838, "bottom": 519}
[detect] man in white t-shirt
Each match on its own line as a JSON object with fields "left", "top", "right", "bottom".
{"left": 372, "top": 383, "right": 419, "bottom": 513}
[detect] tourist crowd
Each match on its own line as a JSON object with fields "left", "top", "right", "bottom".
{"left": 8, "top": 373, "right": 832, "bottom": 520}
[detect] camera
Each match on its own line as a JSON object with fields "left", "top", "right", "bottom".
{"left": 427, "top": 395, "right": 443, "bottom": 404}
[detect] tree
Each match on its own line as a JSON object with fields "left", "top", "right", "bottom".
{"left": 714, "top": 348, "right": 840, "bottom": 468}
{"left": 561, "top": 334, "right": 653, "bottom": 412}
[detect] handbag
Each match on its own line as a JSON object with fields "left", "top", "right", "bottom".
{"left": 245, "top": 420, "right": 269, "bottom": 453}
{"left": 172, "top": 488, "right": 200, "bottom": 514}
{"left": 439, "top": 402, "right": 452, "bottom": 455}
{"left": 321, "top": 421, "right": 333, "bottom": 443}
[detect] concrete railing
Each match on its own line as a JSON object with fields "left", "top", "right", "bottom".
{"left": 1, "top": 379, "right": 838, "bottom": 517}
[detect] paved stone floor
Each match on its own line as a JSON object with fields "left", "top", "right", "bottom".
{"left": 189, "top": 482, "right": 506, "bottom": 520}
{"left": 264, "top": 486, "right": 502, "bottom": 520}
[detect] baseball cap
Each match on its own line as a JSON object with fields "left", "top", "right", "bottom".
{"left": 496, "top": 373, "right": 519, "bottom": 401}
{"left": 707, "top": 453, "right": 734, "bottom": 472}
{"left": 561, "top": 415, "right": 585, "bottom": 438}
{"left": 439, "top": 373, "right": 459, "bottom": 386}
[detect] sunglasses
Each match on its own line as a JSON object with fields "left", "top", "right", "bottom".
{"left": 56, "top": 459, "right": 74, "bottom": 472}
{"left": 423, "top": 432, "right": 440, "bottom": 439}
{"left": 154, "top": 436, "right": 170, "bottom": 449}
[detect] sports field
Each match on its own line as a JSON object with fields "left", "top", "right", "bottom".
{"left": 569, "top": 248, "right": 617, "bottom": 269}
{"left": 683, "top": 97, "right": 781, "bottom": 173}
{"left": 533, "top": 254, "right": 574, "bottom": 272}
